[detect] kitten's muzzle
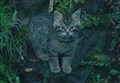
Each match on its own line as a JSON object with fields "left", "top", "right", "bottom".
{"left": 58, "top": 35, "right": 76, "bottom": 43}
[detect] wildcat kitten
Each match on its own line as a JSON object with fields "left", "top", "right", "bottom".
{"left": 11, "top": 10, "right": 81, "bottom": 74}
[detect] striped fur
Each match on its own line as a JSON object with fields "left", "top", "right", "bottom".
{"left": 12, "top": 18, "right": 29, "bottom": 30}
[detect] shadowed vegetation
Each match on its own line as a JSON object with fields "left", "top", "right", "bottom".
{"left": 0, "top": 0, "right": 120, "bottom": 83}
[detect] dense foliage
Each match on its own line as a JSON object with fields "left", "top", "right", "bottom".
{"left": 0, "top": 0, "right": 120, "bottom": 83}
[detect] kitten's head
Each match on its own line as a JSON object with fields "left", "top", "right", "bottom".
{"left": 53, "top": 10, "right": 81, "bottom": 43}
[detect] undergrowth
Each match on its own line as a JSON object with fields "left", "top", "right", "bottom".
{"left": 0, "top": 0, "right": 120, "bottom": 83}
{"left": 0, "top": 1, "right": 21, "bottom": 83}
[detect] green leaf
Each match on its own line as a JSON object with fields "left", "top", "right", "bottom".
{"left": 79, "top": 0, "right": 85, "bottom": 4}
{"left": 15, "top": 76, "right": 20, "bottom": 83}
{"left": 0, "top": 80, "right": 6, "bottom": 83}
{"left": 109, "top": 69, "right": 119, "bottom": 76}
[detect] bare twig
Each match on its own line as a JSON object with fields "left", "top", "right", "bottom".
{"left": 49, "top": 0, "right": 54, "bottom": 13}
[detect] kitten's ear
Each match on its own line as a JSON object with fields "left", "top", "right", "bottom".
{"left": 72, "top": 10, "right": 80, "bottom": 22}
{"left": 54, "top": 10, "right": 62, "bottom": 20}
{"left": 54, "top": 10, "right": 63, "bottom": 26}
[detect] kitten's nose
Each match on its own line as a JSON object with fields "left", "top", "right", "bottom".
{"left": 66, "top": 29, "right": 69, "bottom": 35}
{"left": 66, "top": 32, "right": 69, "bottom": 35}
{"left": 66, "top": 28, "right": 69, "bottom": 32}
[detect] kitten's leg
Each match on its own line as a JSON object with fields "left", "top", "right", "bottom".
{"left": 36, "top": 51, "right": 49, "bottom": 61}
{"left": 49, "top": 57, "right": 61, "bottom": 73}
{"left": 62, "top": 57, "right": 72, "bottom": 74}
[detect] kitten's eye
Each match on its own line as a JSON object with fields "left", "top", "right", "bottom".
{"left": 59, "top": 26, "right": 65, "bottom": 31}
{"left": 70, "top": 26, "right": 78, "bottom": 31}
{"left": 55, "top": 26, "right": 65, "bottom": 32}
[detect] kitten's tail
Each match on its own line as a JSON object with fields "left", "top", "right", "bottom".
{"left": 12, "top": 18, "right": 29, "bottom": 30}
{"left": 10, "top": 18, "right": 29, "bottom": 35}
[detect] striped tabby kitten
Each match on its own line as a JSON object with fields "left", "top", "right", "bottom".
{"left": 11, "top": 10, "right": 81, "bottom": 74}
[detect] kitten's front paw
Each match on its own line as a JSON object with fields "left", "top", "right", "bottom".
{"left": 62, "top": 64, "right": 72, "bottom": 74}
{"left": 37, "top": 54, "right": 49, "bottom": 61}
{"left": 50, "top": 65, "right": 61, "bottom": 73}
